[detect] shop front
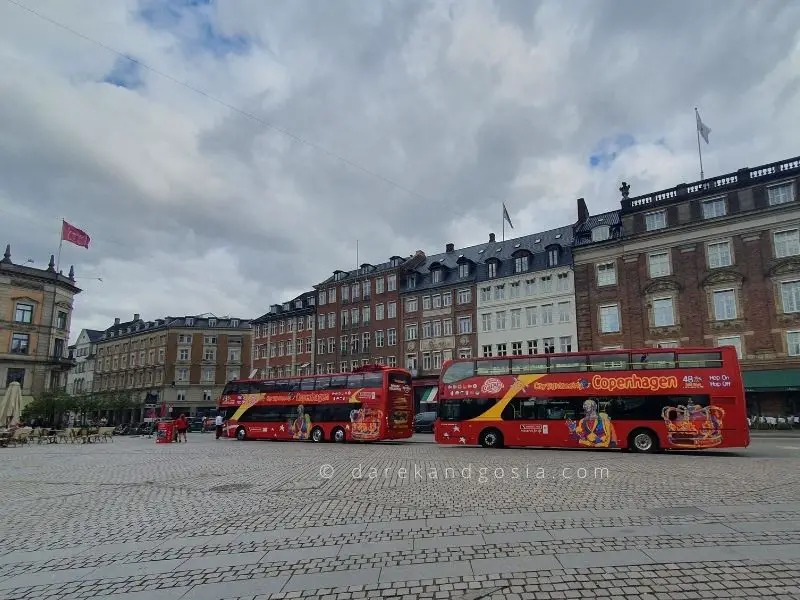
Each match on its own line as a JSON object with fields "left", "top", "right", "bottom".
{"left": 411, "top": 376, "right": 438, "bottom": 415}
{"left": 743, "top": 369, "right": 800, "bottom": 420}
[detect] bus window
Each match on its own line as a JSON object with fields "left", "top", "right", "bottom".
{"left": 589, "top": 353, "right": 629, "bottom": 371}
{"left": 236, "top": 382, "right": 255, "bottom": 394}
{"left": 255, "top": 381, "right": 274, "bottom": 393}
{"left": 286, "top": 379, "right": 301, "bottom": 391}
{"left": 535, "top": 398, "right": 577, "bottom": 420}
{"left": 549, "top": 356, "right": 588, "bottom": 372}
{"left": 678, "top": 352, "right": 723, "bottom": 368}
{"left": 271, "top": 379, "right": 290, "bottom": 392}
{"left": 441, "top": 361, "right": 475, "bottom": 384}
{"left": 501, "top": 398, "right": 538, "bottom": 420}
{"left": 476, "top": 359, "right": 510, "bottom": 376}
{"left": 347, "top": 374, "right": 365, "bottom": 388}
{"left": 632, "top": 352, "right": 675, "bottom": 370}
{"left": 329, "top": 375, "right": 348, "bottom": 389}
{"left": 362, "top": 372, "right": 384, "bottom": 388}
{"left": 438, "top": 398, "right": 497, "bottom": 421}
{"left": 510, "top": 357, "right": 547, "bottom": 374}
{"left": 222, "top": 382, "right": 240, "bottom": 395}
{"left": 315, "top": 377, "right": 331, "bottom": 390}
{"left": 300, "top": 377, "right": 315, "bottom": 391}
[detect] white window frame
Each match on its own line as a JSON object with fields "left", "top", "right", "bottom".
{"left": 712, "top": 289, "right": 737, "bottom": 321}
{"left": 768, "top": 181, "right": 795, "bottom": 206}
{"left": 774, "top": 228, "right": 800, "bottom": 259}
{"left": 787, "top": 330, "right": 800, "bottom": 356}
{"left": 780, "top": 280, "right": 800, "bottom": 313}
{"left": 647, "top": 251, "right": 671, "bottom": 278}
{"left": 651, "top": 297, "right": 675, "bottom": 328}
{"left": 717, "top": 335, "right": 743, "bottom": 359}
{"left": 645, "top": 210, "right": 666, "bottom": 231}
{"left": 707, "top": 240, "right": 733, "bottom": 269}
{"left": 599, "top": 304, "right": 620, "bottom": 333}
{"left": 596, "top": 262, "right": 616, "bottom": 286}
{"left": 702, "top": 197, "right": 727, "bottom": 219}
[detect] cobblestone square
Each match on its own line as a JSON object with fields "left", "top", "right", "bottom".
{"left": 1, "top": 434, "right": 799, "bottom": 599}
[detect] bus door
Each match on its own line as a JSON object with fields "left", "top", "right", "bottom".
{"left": 500, "top": 397, "right": 569, "bottom": 446}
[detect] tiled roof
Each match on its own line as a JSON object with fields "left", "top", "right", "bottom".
{"left": 100, "top": 314, "right": 251, "bottom": 340}
{"left": 253, "top": 291, "right": 317, "bottom": 323}
{"left": 315, "top": 256, "right": 410, "bottom": 287}
{"left": 573, "top": 210, "right": 624, "bottom": 247}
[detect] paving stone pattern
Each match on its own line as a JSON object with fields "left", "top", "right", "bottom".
{"left": 0, "top": 436, "right": 798, "bottom": 599}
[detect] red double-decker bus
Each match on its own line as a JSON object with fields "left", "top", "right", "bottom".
{"left": 435, "top": 347, "right": 749, "bottom": 452}
{"left": 218, "top": 365, "right": 413, "bottom": 442}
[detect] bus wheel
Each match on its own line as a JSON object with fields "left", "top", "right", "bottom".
{"left": 236, "top": 427, "right": 246, "bottom": 441}
{"left": 332, "top": 427, "right": 346, "bottom": 443}
{"left": 629, "top": 429, "right": 658, "bottom": 453}
{"left": 480, "top": 428, "right": 503, "bottom": 448}
{"left": 311, "top": 427, "right": 324, "bottom": 443}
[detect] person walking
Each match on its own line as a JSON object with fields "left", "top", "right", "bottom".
{"left": 215, "top": 414, "right": 224, "bottom": 439}
{"left": 175, "top": 414, "right": 188, "bottom": 442}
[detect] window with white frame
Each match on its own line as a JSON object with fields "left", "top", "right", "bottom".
{"left": 768, "top": 182, "right": 795, "bottom": 206}
{"left": 787, "top": 331, "right": 800, "bottom": 356}
{"left": 774, "top": 229, "right": 800, "bottom": 258}
{"left": 422, "top": 321, "right": 432, "bottom": 338}
{"left": 406, "top": 354, "right": 417, "bottom": 370}
{"left": 525, "top": 279, "right": 536, "bottom": 295}
{"left": 318, "top": 314, "right": 325, "bottom": 329}
{"left": 432, "top": 270, "right": 441, "bottom": 283}
{"left": 481, "top": 313, "right": 492, "bottom": 332}
{"left": 781, "top": 280, "right": 800, "bottom": 313}
{"left": 482, "top": 345, "right": 492, "bottom": 357}
{"left": 712, "top": 289, "right": 737, "bottom": 320}
{"left": 556, "top": 273, "right": 569, "bottom": 291}
{"left": 422, "top": 352, "right": 431, "bottom": 371}
{"left": 433, "top": 320, "right": 442, "bottom": 337}
{"left": 559, "top": 336, "right": 572, "bottom": 353}
{"left": 432, "top": 294, "right": 442, "bottom": 308}
{"left": 442, "top": 292, "right": 452, "bottom": 307}
{"left": 707, "top": 241, "right": 732, "bottom": 269}
{"left": 702, "top": 197, "right": 726, "bottom": 219}
{"left": 387, "top": 274, "right": 397, "bottom": 291}
{"left": 558, "top": 302, "right": 571, "bottom": 323}
{"left": 458, "top": 349, "right": 472, "bottom": 358}
{"left": 496, "top": 311, "right": 507, "bottom": 330}
{"left": 351, "top": 308, "right": 359, "bottom": 324}
{"left": 488, "top": 262, "right": 497, "bottom": 278}
{"left": 443, "top": 319, "right": 452, "bottom": 335}
{"left": 541, "top": 304, "right": 553, "bottom": 325}
{"left": 480, "top": 287, "right": 491, "bottom": 302}
{"left": 514, "top": 256, "right": 528, "bottom": 273}
{"left": 547, "top": 248, "right": 559, "bottom": 267}
{"left": 496, "top": 343, "right": 507, "bottom": 356}
{"left": 178, "top": 348, "right": 189, "bottom": 361}
{"left": 526, "top": 306, "right": 537, "bottom": 327}
{"left": 656, "top": 341, "right": 679, "bottom": 348}
{"left": 591, "top": 226, "right": 610, "bottom": 242}
{"left": 375, "top": 304, "right": 384, "bottom": 320}
{"left": 319, "top": 290, "right": 327, "bottom": 305}
{"left": 457, "top": 316, "right": 472, "bottom": 334}
{"left": 375, "top": 330, "right": 385, "bottom": 347}
{"left": 597, "top": 262, "right": 616, "bottom": 286}
{"left": 406, "top": 298, "right": 418, "bottom": 312}
{"left": 375, "top": 277, "right": 384, "bottom": 293}
{"left": 648, "top": 252, "right": 670, "bottom": 278}
{"left": 652, "top": 298, "right": 675, "bottom": 327}
{"left": 645, "top": 210, "right": 666, "bottom": 231}
{"left": 510, "top": 309, "right": 521, "bottom": 329}
{"left": 457, "top": 289, "right": 471, "bottom": 304}
{"left": 540, "top": 275, "right": 552, "bottom": 293}
{"left": 328, "top": 313, "right": 335, "bottom": 328}
{"left": 387, "top": 328, "right": 397, "bottom": 345}
{"left": 717, "top": 335, "right": 743, "bottom": 359}
{"left": 318, "top": 339, "right": 325, "bottom": 354}
{"left": 599, "top": 304, "right": 620, "bottom": 333}
{"left": 14, "top": 302, "right": 34, "bottom": 323}
{"left": 510, "top": 282, "right": 521, "bottom": 298}
{"left": 328, "top": 337, "right": 335, "bottom": 353}
{"left": 458, "top": 263, "right": 469, "bottom": 278}
{"left": 405, "top": 324, "right": 417, "bottom": 340}
{"left": 527, "top": 340, "right": 538, "bottom": 354}
{"left": 388, "top": 302, "right": 396, "bottom": 318}
{"left": 494, "top": 285, "right": 505, "bottom": 300}
{"left": 422, "top": 296, "right": 431, "bottom": 310}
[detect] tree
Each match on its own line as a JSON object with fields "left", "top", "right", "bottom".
{"left": 21, "top": 390, "right": 71, "bottom": 426}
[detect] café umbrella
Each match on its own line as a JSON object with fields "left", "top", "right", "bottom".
{"left": 0, "top": 382, "right": 22, "bottom": 427}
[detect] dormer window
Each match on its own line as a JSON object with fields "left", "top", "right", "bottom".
{"left": 591, "top": 226, "right": 610, "bottom": 242}
{"left": 514, "top": 256, "right": 528, "bottom": 273}
{"left": 547, "top": 248, "right": 559, "bottom": 267}
{"left": 208, "top": 319, "right": 216, "bottom": 327}
{"left": 407, "top": 274, "right": 417, "bottom": 289}
{"left": 458, "top": 263, "right": 469, "bottom": 278}
{"left": 231, "top": 319, "right": 239, "bottom": 327}
{"left": 488, "top": 261, "right": 498, "bottom": 278}
{"left": 295, "top": 300, "right": 303, "bottom": 308}
{"left": 432, "top": 269, "right": 441, "bottom": 283}
{"left": 283, "top": 302, "right": 290, "bottom": 310}
{"left": 186, "top": 318, "right": 194, "bottom": 326}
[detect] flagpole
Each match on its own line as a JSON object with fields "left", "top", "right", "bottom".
{"left": 502, "top": 206, "right": 505, "bottom": 242}
{"left": 695, "top": 108, "right": 705, "bottom": 180}
{"left": 56, "top": 218, "right": 64, "bottom": 272}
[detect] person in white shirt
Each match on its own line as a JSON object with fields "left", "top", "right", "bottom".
{"left": 215, "top": 414, "right": 224, "bottom": 439}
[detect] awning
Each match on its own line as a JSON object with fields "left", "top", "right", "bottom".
{"left": 420, "top": 388, "right": 438, "bottom": 403}
{"left": 743, "top": 369, "right": 800, "bottom": 392}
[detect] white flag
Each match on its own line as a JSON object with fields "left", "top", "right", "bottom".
{"left": 696, "top": 110, "right": 710, "bottom": 144}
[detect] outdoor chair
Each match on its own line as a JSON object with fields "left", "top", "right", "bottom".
{"left": 98, "top": 427, "right": 115, "bottom": 442}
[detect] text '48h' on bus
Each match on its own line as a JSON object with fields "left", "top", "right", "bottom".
{"left": 217, "top": 365, "right": 414, "bottom": 442}
{"left": 435, "top": 346, "right": 749, "bottom": 453}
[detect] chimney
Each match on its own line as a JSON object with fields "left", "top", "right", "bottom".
{"left": 489, "top": 233, "right": 496, "bottom": 243}
{"left": 133, "top": 313, "right": 140, "bottom": 321}
{"left": 446, "top": 243, "right": 455, "bottom": 252}
{"left": 577, "top": 197, "right": 589, "bottom": 223}
{"left": 114, "top": 317, "right": 120, "bottom": 325}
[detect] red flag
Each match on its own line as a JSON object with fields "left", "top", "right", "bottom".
{"left": 61, "top": 220, "right": 90, "bottom": 248}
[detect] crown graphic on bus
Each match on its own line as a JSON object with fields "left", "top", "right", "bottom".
{"left": 661, "top": 402, "right": 725, "bottom": 449}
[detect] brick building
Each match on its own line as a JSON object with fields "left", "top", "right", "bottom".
{"left": 573, "top": 154, "right": 800, "bottom": 417}
{"left": 94, "top": 313, "right": 252, "bottom": 419}
{"left": 251, "top": 292, "right": 316, "bottom": 378}
{"left": 312, "top": 253, "right": 426, "bottom": 375}
{"left": 1, "top": 248, "right": 79, "bottom": 407}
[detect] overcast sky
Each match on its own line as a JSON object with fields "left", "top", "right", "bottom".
{"left": 1, "top": 0, "right": 799, "bottom": 342}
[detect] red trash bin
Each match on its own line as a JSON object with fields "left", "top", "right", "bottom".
{"left": 156, "top": 421, "right": 175, "bottom": 444}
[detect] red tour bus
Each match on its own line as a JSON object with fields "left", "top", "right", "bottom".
{"left": 218, "top": 365, "right": 413, "bottom": 442}
{"left": 435, "top": 346, "right": 749, "bottom": 452}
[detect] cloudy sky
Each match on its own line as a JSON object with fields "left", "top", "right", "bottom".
{"left": 1, "top": 0, "right": 799, "bottom": 341}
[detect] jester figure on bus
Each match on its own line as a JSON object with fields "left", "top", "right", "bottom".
{"left": 567, "top": 398, "right": 618, "bottom": 448}
{"left": 289, "top": 405, "right": 312, "bottom": 440}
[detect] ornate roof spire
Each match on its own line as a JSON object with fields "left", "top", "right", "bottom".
{"left": 1, "top": 244, "right": 11, "bottom": 264}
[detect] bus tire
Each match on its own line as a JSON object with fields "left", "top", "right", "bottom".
{"left": 332, "top": 427, "right": 346, "bottom": 443}
{"left": 479, "top": 428, "right": 503, "bottom": 448}
{"left": 311, "top": 426, "right": 324, "bottom": 443}
{"left": 236, "top": 427, "right": 247, "bottom": 441}
{"left": 628, "top": 428, "right": 658, "bottom": 453}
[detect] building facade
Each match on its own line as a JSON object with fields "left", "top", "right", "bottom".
{"left": 400, "top": 241, "right": 480, "bottom": 410}
{"left": 93, "top": 313, "right": 252, "bottom": 419}
{"left": 573, "top": 154, "right": 800, "bottom": 417}
{"left": 251, "top": 292, "right": 316, "bottom": 378}
{"left": 1, "top": 247, "right": 79, "bottom": 406}
{"left": 476, "top": 225, "right": 577, "bottom": 359}
{"left": 66, "top": 328, "right": 103, "bottom": 395}
{"left": 312, "top": 253, "right": 426, "bottom": 375}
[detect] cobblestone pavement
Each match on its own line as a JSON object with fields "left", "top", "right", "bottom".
{"left": 0, "top": 435, "right": 798, "bottom": 599}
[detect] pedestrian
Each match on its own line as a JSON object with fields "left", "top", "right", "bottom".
{"left": 175, "top": 414, "right": 188, "bottom": 442}
{"left": 215, "top": 413, "right": 224, "bottom": 439}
